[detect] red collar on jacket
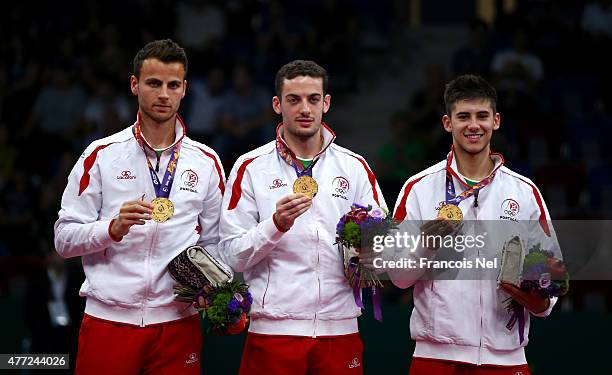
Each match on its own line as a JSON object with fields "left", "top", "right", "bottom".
{"left": 274, "top": 122, "right": 336, "bottom": 167}
{"left": 446, "top": 145, "right": 505, "bottom": 188}
{"left": 133, "top": 112, "right": 187, "bottom": 152}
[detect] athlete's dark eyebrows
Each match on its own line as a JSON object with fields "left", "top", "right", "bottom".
{"left": 455, "top": 110, "right": 490, "bottom": 116}
{"left": 144, "top": 77, "right": 182, "bottom": 85}
{"left": 285, "top": 93, "right": 322, "bottom": 99}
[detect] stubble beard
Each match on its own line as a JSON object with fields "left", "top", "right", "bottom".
{"left": 141, "top": 106, "right": 176, "bottom": 125}
{"left": 286, "top": 121, "right": 321, "bottom": 141}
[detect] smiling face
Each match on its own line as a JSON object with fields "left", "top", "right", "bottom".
{"left": 272, "top": 75, "right": 330, "bottom": 140}
{"left": 442, "top": 98, "right": 500, "bottom": 156}
{"left": 130, "top": 58, "right": 186, "bottom": 124}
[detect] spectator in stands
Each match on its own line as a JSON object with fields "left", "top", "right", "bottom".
{"left": 581, "top": 0, "right": 612, "bottom": 39}
{"left": 22, "top": 65, "right": 88, "bottom": 145}
{"left": 183, "top": 66, "right": 226, "bottom": 145}
{"left": 451, "top": 18, "right": 493, "bottom": 76}
{"left": 216, "top": 63, "right": 274, "bottom": 165}
{"left": 377, "top": 112, "right": 427, "bottom": 199}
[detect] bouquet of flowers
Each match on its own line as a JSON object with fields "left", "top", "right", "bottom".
{"left": 175, "top": 281, "right": 252, "bottom": 335}
{"left": 519, "top": 244, "right": 569, "bottom": 296}
{"left": 336, "top": 203, "right": 396, "bottom": 321}
{"left": 504, "top": 243, "right": 569, "bottom": 343}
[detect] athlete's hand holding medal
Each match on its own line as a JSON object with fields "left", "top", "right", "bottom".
{"left": 109, "top": 193, "right": 177, "bottom": 240}
{"left": 109, "top": 195, "right": 154, "bottom": 240}
{"left": 273, "top": 194, "right": 313, "bottom": 232}
{"left": 419, "top": 217, "right": 456, "bottom": 250}
{"left": 421, "top": 153, "right": 495, "bottom": 250}
{"left": 420, "top": 202, "right": 466, "bottom": 250}
{"left": 110, "top": 121, "right": 182, "bottom": 241}
{"left": 273, "top": 147, "right": 319, "bottom": 232}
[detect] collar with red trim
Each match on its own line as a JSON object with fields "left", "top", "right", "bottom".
{"left": 133, "top": 112, "right": 187, "bottom": 153}
{"left": 446, "top": 145, "right": 505, "bottom": 189}
{"left": 275, "top": 122, "right": 336, "bottom": 168}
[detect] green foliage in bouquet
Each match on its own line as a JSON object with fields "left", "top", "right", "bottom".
{"left": 175, "top": 280, "right": 252, "bottom": 335}
{"left": 341, "top": 222, "right": 362, "bottom": 248}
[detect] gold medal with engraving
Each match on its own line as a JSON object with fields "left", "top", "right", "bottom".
{"left": 293, "top": 176, "right": 318, "bottom": 199}
{"left": 438, "top": 203, "right": 463, "bottom": 222}
{"left": 151, "top": 197, "right": 174, "bottom": 223}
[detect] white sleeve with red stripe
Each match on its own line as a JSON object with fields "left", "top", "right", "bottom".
{"left": 384, "top": 177, "right": 437, "bottom": 289}
{"left": 526, "top": 180, "right": 561, "bottom": 317}
{"left": 54, "top": 144, "right": 115, "bottom": 258}
{"left": 218, "top": 157, "right": 285, "bottom": 272}
{"left": 353, "top": 156, "right": 387, "bottom": 210}
{"left": 196, "top": 148, "right": 226, "bottom": 261}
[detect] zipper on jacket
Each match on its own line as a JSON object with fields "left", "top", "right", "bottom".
{"left": 140, "top": 221, "right": 159, "bottom": 327}
{"left": 475, "top": 206, "right": 483, "bottom": 365}
{"left": 261, "top": 260, "right": 271, "bottom": 308}
{"left": 478, "top": 277, "right": 483, "bottom": 365}
{"left": 313, "top": 227, "right": 321, "bottom": 338}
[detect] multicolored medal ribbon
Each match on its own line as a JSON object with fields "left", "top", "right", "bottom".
{"left": 276, "top": 137, "right": 319, "bottom": 198}
{"left": 440, "top": 152, "right": 496, "bottom": 222}
{"left": 135, "top": 121, "right": 181, "bottom": 222}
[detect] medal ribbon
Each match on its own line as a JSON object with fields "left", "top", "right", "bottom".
{"left": 292, "top": 158, "right": 319, "bottom": 177}
{"left": 134, "top": 120, "right": 181, "bottom": 198}
{"left": 445, "top": 152, "right": 496, "bottom": 205}
{"left": 275, "top": 137, "right": 320, "bottom": 178}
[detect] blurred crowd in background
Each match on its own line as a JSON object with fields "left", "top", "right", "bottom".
{"left": 1, "top": 0, "right": 611, "bottom": 366}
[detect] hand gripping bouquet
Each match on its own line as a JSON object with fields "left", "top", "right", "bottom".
{"left": 499, "top": 238, "right": 569, "bottom": 343}
{"left": 169, "top": 245, "right": 252, "bottom": 335}
{"left": 336, "top": 204, "right": 396, "bottom": 321}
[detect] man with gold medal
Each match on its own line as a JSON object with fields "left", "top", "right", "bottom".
{"left": 386, "top": 75, "right": 561, "bottom": 374}
{"left": 219, "top": 60, "right": 386, "bottom": 375}
{"left": 134, "top": 116, "right": 179, "bottom": 224}
{"left": 54, "top": 39, "right": 226, "bottom": 374}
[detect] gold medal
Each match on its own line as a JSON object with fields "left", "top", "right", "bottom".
{"left": 293, "top": 176, "right": 318, "bottom": 199}
{"left": 151, "top": 197, "right": 174, "bottom": 222}
{"left": 438, "top": 203, "right": 463, "bottom": 222}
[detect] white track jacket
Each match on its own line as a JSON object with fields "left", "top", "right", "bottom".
{"left": 54, "top": 116, "right": 225, "bottom": 326}
{"left": 219, "top": 123, "right": 386, "bottom": 337}
{"left": 388, "top": 148, "right": 561, "bottom": 365}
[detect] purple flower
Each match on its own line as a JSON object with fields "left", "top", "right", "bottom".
{"left": 227, "top": 298, "right": 241, "bottom": 313}
{"left": 233, "top": 293, "right": 244, "bottom": 303}
{"left": 336, "top": 220, "right": 346, "bottom": 235}
{"left": 369, "top": 207, "right": 386, "bottom": 220}
{"left": 523, "top": 264, "right": 548, "bottom": 281}
{"left": 241, "top": 292, "right": 253, "bottom": 310}
{"left": 352, "top": 203, "right": 369, "bottom": 210}
{"left": 538, "top": 273, "right": 551, "bottom": 288}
